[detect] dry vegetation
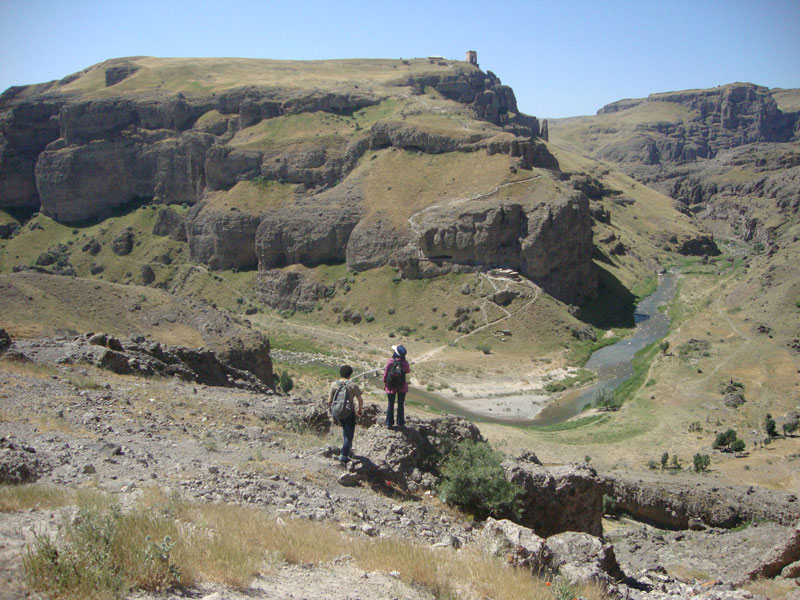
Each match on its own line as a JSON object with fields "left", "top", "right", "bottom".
{"left": 16, "top": 487, "right": 608, "bottom": 600}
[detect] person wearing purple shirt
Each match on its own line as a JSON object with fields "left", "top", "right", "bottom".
{"left": 383, "top": 344, "right": 411, "bottom": 428}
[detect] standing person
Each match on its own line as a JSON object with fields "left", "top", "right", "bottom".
{"left": 383, "top": 344, "right": 411, "bottom": 428}
{"left": 328, "top": 365, "right": 363, "bottom": 464}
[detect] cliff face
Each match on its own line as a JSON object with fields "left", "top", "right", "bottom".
{"left": 1, "top": 57, "right": 597, "bottom": 306}
{"left": 552, "top": 83, "right": 800, "bottom": 245}
{"left": 596, "top": 83, "right": 799, "bottom": 165}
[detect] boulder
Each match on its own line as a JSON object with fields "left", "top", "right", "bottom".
{"left": 546, "top": 531, "right": 623, "bottom": 586}
{"left": 502, "top": 460, "right": 603, "bottom": 537}
{"left": 0, "top": 328, "right": 11, "bottom": 353}
{"left": 353, "top": 416, "right": 483, "bottom": 489}
{"left": 112, "top": 229, "right": 135, "bottom": 256}
{"left": 479, "top": 517, "right": 552, "bottom": 571}
{"left": 0, "top": 438, "right": 48, "bottom": 484}
{"left": 479, "top": 518, "right": 623, "bottom": 587}
{"left": 140, "top": 264, "right": 155, "bottom": 285}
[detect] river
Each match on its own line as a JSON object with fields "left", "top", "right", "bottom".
{"left": 390, "top": 271, "right": 678, "bottom": 427}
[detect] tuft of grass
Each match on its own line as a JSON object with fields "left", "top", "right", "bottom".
{"left": 0, "top": 484, "right": 71, "bottom": 512}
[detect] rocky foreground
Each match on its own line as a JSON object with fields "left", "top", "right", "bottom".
{"left": 2, "top": 336, "right": 799, "bottom": 599}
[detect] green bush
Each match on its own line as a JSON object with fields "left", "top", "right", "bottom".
{"left": 712, "top": 428, "right": 738, "bottom": 450}
{"left": 476, "top": 343, "right": 491, "bottom": 355}
{"left": 765, "top": 414, "right": 777, "bottom": 438}
{"left": 693, "top": 453, "right": 710, "bottom": 472}
{"left": 438, "top": 441, "right": 521, "bottom": 520}
{"left": 593, "top": 387, "right": 618, "bottom": 411}
{"left": 731, "top": 439, "right": 745, "bottom": 453}
{"left": 279, "top": 371, "right": 294, "bottom": 394}
{"left": 602, "top": 493, "right": 617, "bottom": 516}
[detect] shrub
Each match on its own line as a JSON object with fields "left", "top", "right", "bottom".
{"left": 279, "top": 371, "right": 294, "bottom": 394}
{"left": 602, "top": 494, "right": 617, "bottom": 516}
{"left": 731, "top": 439, "right": 745, "bottom": 453}
{"left": 438, "top": 441, "right": 521, "bottom": 519}
{"left": 593, "top": 387, "right": 617, "bottom": 411}
{"left": 670, "top": 455, "right": 682, "bottom": 470}
{"left": 659, "top": 340, "right": 670, "bottom": 353}
{"left": 712, "top": 428, "right": 738, "bottom": 451}
{"left": 693, "top": 453, "right": 711, "bottom": 472}
{"left": 476, "top": 343, "right": 491, "bottom": 355}
{"left": 765, "top": 414, "right": 777, "bottom": 438}
{"left": 647, "top": 459, "right": 658, "bottom": 470}
{"left": 660, "top": 452, "right": 669, "bottom": 469}
{"left": 783, "top": 419, "right": 799, "bottom": 436}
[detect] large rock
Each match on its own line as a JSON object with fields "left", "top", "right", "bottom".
{"left": 479, "top": 518, "right": 623, "bottom": 587}
{"left": 479, "top": 517, "right": 553, "bottom": 571}
{"left": 152, "top": 206, "right": 187, "bottom": 241}
{"left": 412, "top": 192, "right": 596, "bottom": 304}
{"left": 187, "top": 203, "right": 261, "bottom": 270}
{"left": 11, "top": 333, "right": 272, "bottom": 392}
{"left": 253, "top": 269, "right": 331, "bottom": 312}
{"left": 255, "top": 195, "right": 362, "bottom": 269}
{"left": 353, "top": 416, "right": 483, "bottom": 489}
{"left": 502, "top": 460, "right": 603, "bottom": 537}
{"left": 0, "top": 438, "right": 48, "bottom": 484}
{"left": 546, "top": 531, "right": 623, "bottom": 586}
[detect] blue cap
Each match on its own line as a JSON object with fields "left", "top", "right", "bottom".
{"left": 391, "top": 344, "right": 407, "bottom": 357}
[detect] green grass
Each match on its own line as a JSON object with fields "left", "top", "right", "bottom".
{"left": 529, "top": 414, "right": 609, "bottom": 432}
{"left": 613, "top": 341, "right": 660, "bottom": 407}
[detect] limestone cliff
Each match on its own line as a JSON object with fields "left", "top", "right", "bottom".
{"left": 1, "top": 57, "right": 597, "bottom": 306}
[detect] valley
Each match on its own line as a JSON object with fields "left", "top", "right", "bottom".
{"left": 1, "top": 57, "right": 799, "bottom": 599}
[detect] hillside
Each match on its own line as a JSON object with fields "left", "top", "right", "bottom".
{"left": 2, "top": 59, "right": 800, "bottom": 599}
{"left": 539, "top": 82, "right": 800, "bottom": 497}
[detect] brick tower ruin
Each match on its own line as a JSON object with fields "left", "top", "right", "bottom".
{"left": 465, "top": 50, "right": 478, "bottom": 66}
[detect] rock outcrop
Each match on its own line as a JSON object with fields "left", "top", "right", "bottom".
{"left": 8, "top": 333, "right": 273, "bottom": 391}
{"left": 412, "top": 192, "right": 596, "bottom": 304}
{"left": 253, "top": 269, "right": 332, "bottom": 312}
{"left": 602, "top": 474, "right": 800, "bottom": 529}
{"left": 353, "top": 416, "right": 483, "bottom": 491}
{"left": 596, "top": 83, "right": 799, "bottom": 165}
{"left": 479, "top": 518, "right": 623, "bottom": 587}
{"left": 503, "top": 458, "right": 604, "bottom": 537}
{"left": 740, "top": 522, "right": 800, "bottom": 582}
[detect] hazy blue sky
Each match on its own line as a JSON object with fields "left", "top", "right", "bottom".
{"left": 1, "top": 0, "right": 798, "bottom": 118}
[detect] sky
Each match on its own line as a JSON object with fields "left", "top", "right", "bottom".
{"left": 1, "top": 0, "right": 799, "bottom": 118}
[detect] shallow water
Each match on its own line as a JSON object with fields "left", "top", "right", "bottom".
{"left": 395, "top": 271, "right": 678, "bottom": 427}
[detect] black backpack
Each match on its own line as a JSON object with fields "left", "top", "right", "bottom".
{"left": 330, "top": 381, "right": 353, "bottom": 421}
{"left": 386, "top": 359, "right": 405, "bottom": 390}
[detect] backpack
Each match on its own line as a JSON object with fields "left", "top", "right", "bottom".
{"left": 330, "top": 381, "right": 353, "bottom": 421}
{"left": 386, "top": 359, "right": 405, "bottom": 390}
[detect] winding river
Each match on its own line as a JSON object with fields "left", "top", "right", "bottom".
{"left": 394, "top": 271, "right": 678, "bottom": 427}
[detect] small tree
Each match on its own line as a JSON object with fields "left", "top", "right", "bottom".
{"left": 783, "top": 419, "right": 799, "bottom": 437}
{"left": 693, "top": 453, "right": 711, "bottom": 473}
{"left": 278, "top": 370, "right": 294, "bottom": 394}
{"left": 670, "top": 455, "right": 682, "bottom": 470}
{"left": 660, "top": 452, "right": 669, "bottom": 469}
{"left": 712, "top": 428, "right": 738, "bottom": 451}
{"left": 731, "top": 439, "right": 746, "bottom": 453}
{"left": 765, "top": 414, "right": 777, "bottom": 438}
{"left": 659, "top": 340, "right": 670, "bottom": 354}
{"left": 594, "top": 388, "right": 616, "bottom": 411}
